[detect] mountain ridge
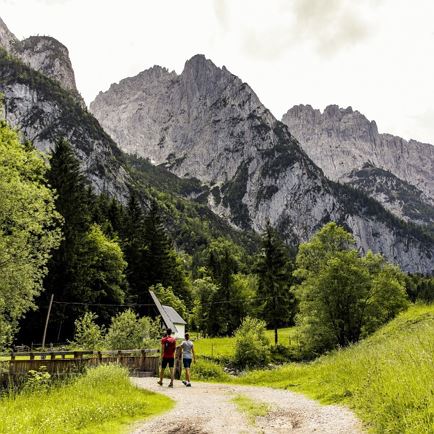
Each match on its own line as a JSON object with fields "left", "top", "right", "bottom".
{"left": 90, "top": 54, "right": 434, "bottom": 273}
{"left": 282, "top": 104, "right": 434, "bottom": 205}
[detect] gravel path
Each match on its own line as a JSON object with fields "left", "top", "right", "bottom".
{"left": 131, "top": 378, "right": 363, "bottom": 434}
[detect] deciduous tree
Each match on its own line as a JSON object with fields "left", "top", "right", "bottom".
{"left": 0, "top": 122, "right": 61, "bottom": 347}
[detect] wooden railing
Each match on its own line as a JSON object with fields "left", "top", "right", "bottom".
{"left": 0, "top": 349, "right": 160, "bottom": 377}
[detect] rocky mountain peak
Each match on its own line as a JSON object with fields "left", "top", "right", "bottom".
{"left": 0, "top": 16, "right": 18, "bottom": 51}
{"left": 282, "top": 103, "right": 434, "bottom": 223}
{"left": 0, "top": 16, "right": 84, "bottom": 106}
{"left": 180, "top": 54, "right": 239, "bottom": 102}
{"left": 90, "top": 57, "right": 433, "bottom": 272}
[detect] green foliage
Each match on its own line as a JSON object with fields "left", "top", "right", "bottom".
{"left": 73, "top": 224, "right": 127, "bottom": 322}
{"left": 22, "top": 366, "right": 51, "bottom": 393}
{"left": 233, "top": 304, "right": 434, "bottom": 434}
{"left": 29, "top": 137, "right": 95, "bottom": 342}
{"left": 221, "top": 161, "right": 251, "bottom": 229}
{"left": 71, "top": 312, "right": 104, "bottom": 350}
{"left": 293, "top": 222, "right": 409, "bottom": 354}
{"left": 192, "top": 358, "right": 229, "bottom": 381}
{"left": 190, "top": 277, "right": 219, "bottom": 333}
{"left": 0, "top": 365, "right": 173, "bottom": 433}
{"left": 0, "top": 122, "right": 62, "bottom": 348}
{"left": 405, "top": 273, "right": 434, "bottom": 303}
{"left": 255, "top": 222, "right": 295, "bottom": 345}
{"left": 200, "top": 238, "right": 253, "bottom": 336}
{"left": 105, "top": 309, "right": 160, "bottom": 350}
{"left": 234, "top": 317, "right": 271, "bottom": 368}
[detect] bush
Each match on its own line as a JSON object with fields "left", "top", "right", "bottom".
{"left": 192, "top": 358, "right": 229, "bottom": 381}
{"left": 71, "top": 312, "right": 104, "bottom": 350}
{"left": 234, "top": 317, "right": 271, "bottom": 368}
{"left": 105, "top": 309, "right": 160, "bottom": 350}
{"left": 269, "top": 344, "right": 293, "bottom": 363}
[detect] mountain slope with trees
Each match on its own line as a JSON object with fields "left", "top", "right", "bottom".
{"left": 90, "top": 54, "right": 433, "bottom": 273}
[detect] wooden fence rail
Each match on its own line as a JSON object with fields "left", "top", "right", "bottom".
{"left": 0, "top": 349, "right": 160, "bottom": 378}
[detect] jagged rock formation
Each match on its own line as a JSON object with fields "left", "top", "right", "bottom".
{"left": 0, "top": 16, "right": 84, "bottom": 106}
{"left": 0, "top": 48, "right": 257, "bottom": 254}
{"left": 347, "top": 164, "right": 434, "bottom": 227}
{"left": 0, "top": 49, "right": 127, "bottom": 198}
{"left": 281, "top": 104, "right": 434, "bottom": 223}
{"left": 0, "top": 16, "right": 16, "bottom": 51}
{"left": 90, "top": 54, "right": 434, "bottom": 273}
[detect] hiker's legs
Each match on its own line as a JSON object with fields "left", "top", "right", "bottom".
{"left": 169, "top": 367, "right": 174, "bottom": 384}
{"left": 185, "top": 367, "right": 191, "bottom": 383}
{"left": 159, "top": 367, "right": 165, "bottom": 384}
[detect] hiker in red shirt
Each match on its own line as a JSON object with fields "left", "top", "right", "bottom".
{"left": 158, "top": 328, "right": 176, "bottom": 387}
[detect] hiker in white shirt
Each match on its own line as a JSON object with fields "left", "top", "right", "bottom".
{"left": 179, "top": 333, "right": 196, "bottom": 387}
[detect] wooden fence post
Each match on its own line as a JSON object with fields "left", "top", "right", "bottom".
{"left": 174, "top": 347, "right": 182, "bottom": 380}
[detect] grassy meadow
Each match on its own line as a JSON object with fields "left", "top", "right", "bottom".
{"left": 192, "top": 304, "right": 434, "bottom": 433}
{"left": 192, "top": 327, "right": 297, "bottom": 360}
{"left": 0, "top": 365, "right": 173, "bottom": 434}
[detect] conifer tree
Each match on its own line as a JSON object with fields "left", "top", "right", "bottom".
{"left": 142, "top": 201, "right": 190, "bottom": 302}
{"left": 122, "top": 192, "right": 148, "bottom": 305}
{"left": 205, "top": 238, "right": 244, "bottom": 335}
{"left": 256, "top": 222, "right": 295, "bottom": 345}
{"left": 20, "top": 139, "right": 98, "bottom": 342}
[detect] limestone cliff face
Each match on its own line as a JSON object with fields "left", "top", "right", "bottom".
{"left": 282, "top": 104, "right": 434, "bottom": 211}
{"left": 0, "top": 50, "right": 128, "bottom": 199}
{"left": 0, "top": 17, "right": 17, "bottom": 51}
{"left": 0, "top": 16, "right": 84, "bottom": 106}
{"left": 90, "top": 55, "right": 433, "bottom": 273}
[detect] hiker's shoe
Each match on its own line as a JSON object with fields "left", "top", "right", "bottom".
{"left": 168, "top": 383, "right": 174, "bottom": 388}
{"left": 182, "top": 380, "right": 187, "bottom": 386}
{"left": 186, "top": 382, "right": 192, "bottom": 387}
{"left": 157, "top": 381, "right": 163, "bottom": 386}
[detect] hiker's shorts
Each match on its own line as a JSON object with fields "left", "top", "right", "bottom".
{"left": 183, "top": 358, "right": 192, "bottom": 368}
{"left": 162, "top": 357, "right": 174, "bottom": 368}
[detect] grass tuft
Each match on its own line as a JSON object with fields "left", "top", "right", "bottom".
{"left": 231, "top": 394, "right": 270, "bottom": 425}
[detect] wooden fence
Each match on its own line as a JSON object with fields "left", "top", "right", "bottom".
{"left": 0, "top": 349, "right": 160, "bottom": 379}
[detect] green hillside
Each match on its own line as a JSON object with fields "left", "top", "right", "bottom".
{"left": 231, "top": 305, "right": 434, "bottom": 433}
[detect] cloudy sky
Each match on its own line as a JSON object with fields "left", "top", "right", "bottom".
{"left": 1, "top": 0, "right": 434, "bottom": 143}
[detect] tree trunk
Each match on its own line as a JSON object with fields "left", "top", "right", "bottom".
{"left": 274, "top": 327, "right": 278, "bottom": 345}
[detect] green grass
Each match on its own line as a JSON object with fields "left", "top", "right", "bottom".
{"left": 193, "top": 327, "right": 296, "bottom": 360}
{"left": 0, "top": 365, "right": 173, "bottom": 433}
{"left": 232, "top": 304, "right": 434, "bottom": 433}
{"left": 231, "top": 394, "right": 270, "bottom": 425}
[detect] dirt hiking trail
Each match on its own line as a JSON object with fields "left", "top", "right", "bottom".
{"left": 131, "top": 377, "right": 363, "bottom": 434}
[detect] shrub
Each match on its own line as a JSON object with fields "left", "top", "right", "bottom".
{"left": 269, "top": 344, "right": 293, "bottom": 363}
{"left": 192, "top": 359, "right": 229, "bottom": 381}
{"left": 71, "top": 312, "right": 104, "bottom": 350}
{"left": 234, "top": 317, "right": 271, "bottom": 368}
{"left": 22, "top": 366, "right": 51, "bottom": 393}
{"left": 105, "top": 309, "right": 160, "bottom": 350}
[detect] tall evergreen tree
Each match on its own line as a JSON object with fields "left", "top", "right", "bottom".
{"left": 19, "top": 139, "right": 94, "bottom": 343}
{"left": 205, "top": 238, "right": 244, "bottom": 335}
{"left": 142, "top": 201, "right": 190, "bottom": 302}
{"left": 122, "top": 192, "right": 148, "bottom": 306}
{"left": 256, "top": 222, "right": 295, "bottom": 345}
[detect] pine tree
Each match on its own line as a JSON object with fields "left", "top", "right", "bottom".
{"left": 20, "top": 139, "right": 93, "bottom": 343}
{"left": 142, "top": 201, "right": 190, "bottom": 302}
{"left": 122, "top": 192, "right": 148, "bottom": 305}
{"left": 256, "top": 222, "right": 295, "bottom": 345}
{"left": 205, "top": 238, "right": 244, "bottom": 335}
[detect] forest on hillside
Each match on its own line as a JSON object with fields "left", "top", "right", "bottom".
{"left": 0, "top": 120, "right": 433, "bottom": 355}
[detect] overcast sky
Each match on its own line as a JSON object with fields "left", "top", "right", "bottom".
{"left": 1, "top": 0, "right": 434, "bottom": 144}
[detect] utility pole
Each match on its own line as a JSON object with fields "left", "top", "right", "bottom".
{"left": 42, "top": 294, "right": 54, "bottom": 349}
